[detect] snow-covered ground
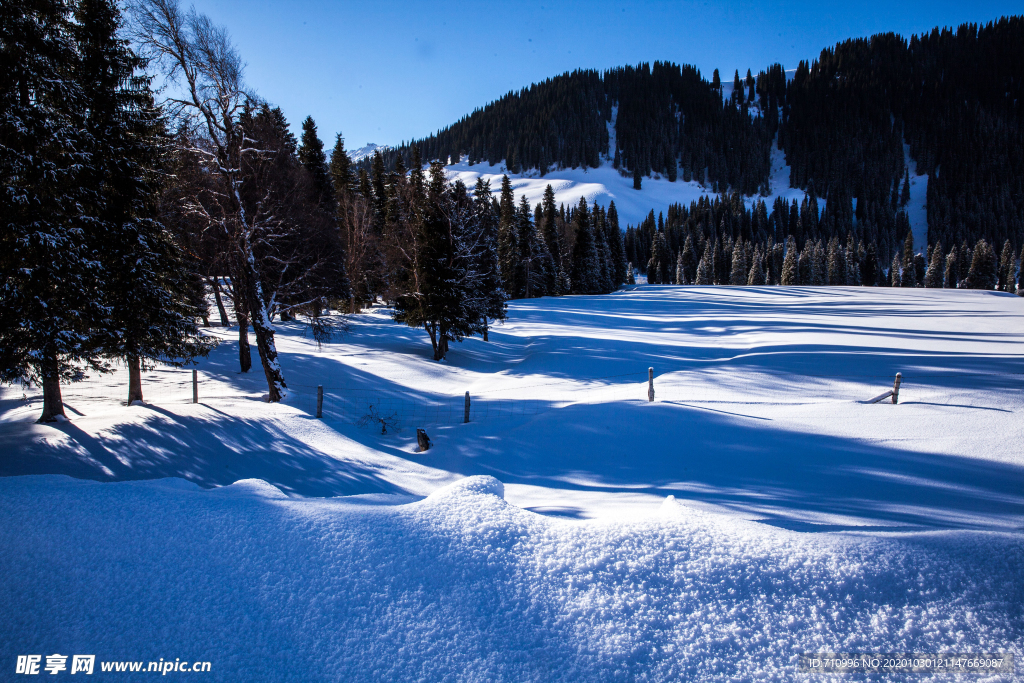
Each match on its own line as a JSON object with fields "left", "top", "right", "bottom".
{"left": 2, "top": 287, "right": 1022, "bottom": 681}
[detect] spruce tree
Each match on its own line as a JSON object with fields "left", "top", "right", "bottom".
{"left": 944, "top": 246, "right": 958, "bottom": 288}
{"left": 569, "top": 197, "right": 599, "bottom": 294}
{"left": 747, "top": 248, "right": 765, "bottom": 285}
{"left": 729, "top": 238, "right": 748, "bottom": 285}
{"left": 891, "top": 254, "right": 902, "bottom": 287}
{"left": 0, "top": 0, "right": 106, "bottom": 421}
{"left": 695, "top": 245, "right": 713, "bottom": 284}
{"left": 496, "top": 175, "right": 520, "bottom": 297}
{"left": 473, "top": 178, "right": 506, "bottom": 338}
{"left": 781, "top": 237, "right": 799, "bottom": 285}
{"left": 964, "top": 239, "right": 998, "bottom": 290}
{"left": 924, "top": 242, "right": 944, "bottom": 288}
{"left": 298, "top": 115, "right": 333, "bottom": 207}
{"left": 901, "top": 230, "right": 917, "bottom": 287}
{"left": 78, "top": 0, "right": 213, "bottom": 405}
{"left": 998, "top": 240, "right": 1015, "bottom": 293}
{"left": 606, "top": 202, "right": 627, "bottom": 287}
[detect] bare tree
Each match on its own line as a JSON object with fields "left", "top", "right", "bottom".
{"left": 129, "top": 0, "right": 286, "bottom": 400}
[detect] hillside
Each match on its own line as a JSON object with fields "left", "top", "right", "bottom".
{"left": 362, "top": 18, "right": 1022, "bottom": 258}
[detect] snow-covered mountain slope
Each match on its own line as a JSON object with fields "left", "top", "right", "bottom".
{"left": 349, "top": 142, "right": 385, "bottom": 162}
{"left": 444, "top": 147, "right": 816, "bottom": 229}
{"left": 2, "top": 286, "right": 1023, "bottom": 681}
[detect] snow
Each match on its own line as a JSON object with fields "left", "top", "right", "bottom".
{"left": 2, "top": 287, "right": 1023, "bottom": 680}
{"left": 348, "top": 142, "right": 385, "bottom": 162}
{"left": 904, "top": 143, "right": 930, "bottom": 252}
{"left": 444, "top": 145, "right": 815, "bottom": 229}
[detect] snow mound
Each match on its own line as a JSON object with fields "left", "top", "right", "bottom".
{"left": 428, "top": 474, "right": 505, "bottom": 501}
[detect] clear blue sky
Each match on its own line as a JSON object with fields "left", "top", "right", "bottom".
{"left": 191, "top": 0, "right": 1021, "bottom": 151}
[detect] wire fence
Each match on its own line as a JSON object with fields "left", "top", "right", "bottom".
{"left": 4, "top": 364, "right": 1021, "bottom": 432}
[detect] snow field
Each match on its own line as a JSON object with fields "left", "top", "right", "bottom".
{"left": 2, "top": 285, "right": 1023, "bottom": 681}
{"left": 1, "top": 474, "right": 1020, "bottom": 682}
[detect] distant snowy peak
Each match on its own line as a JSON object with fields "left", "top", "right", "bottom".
{"left": 349, "top": 143, "right": 386, "bottom": 162}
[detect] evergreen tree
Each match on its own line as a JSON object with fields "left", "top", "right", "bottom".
{"left": 729, "top": 238, "right": 748, "bottom": 285}
{"left": 891, "top": 254, "right": 902, "bottom": 287}
{"left": 943, "top": 246, "right": 958, "bottom": 288}
{"left": 826, "top": 237, "right": 846, "bottom": 285}
{"left": 924, "top": 242, "right": 944, "bottom": 288}
{"left": 746, "top": 248, "right": 765, "bottom": 285}
{"left": 77, "top": 0, "right": 213, "bottom": 405}
{"left": 862, "top": 242, "right": 879, "bottom": 286}
{"left": 964, "top": 239, "right": 998, "bottom": 290}
{"left": 0, "top": 0, "right": 106, "bottom": 421}
{"left": 329, "top": 134, "right": 355, "bottom": 201}
{"left": 298, "top": 115, "right": 333, "bottom": 207}
{"left": 393, "top": 164, "right": 486, "bottom": 360}
{"left": 606, "top": 202, "right": 627, "bottom": 287}
{"left": 900, "top": 168, "right": 911, "bottom": 207}
{"left": 781, "top": 237, "right": 799, "bottom": 285}
{"left": 998, "top": 239, "right": 1015, "bottom": 293}
{"left": 695, "top": 244, "right": 713, "bottom": 284}
{"left": 675, "top": 252, "right": 685, "bottom": 285}
{"left": 569, "top": 197, "right": 599, "bottom": 294}
{"left": 901, "top": 230, "right": 917, "bottom": 287}
{"left": 496, "top": 175, "right": 520, "bottom": 296}
{"left": 473, "top": 178, "right": 506, "bottom": 338}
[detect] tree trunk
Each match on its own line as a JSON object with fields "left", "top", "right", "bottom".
{"left": 349, "top": 294, "right": 356, "bottom": 314}
{"left": 483, "top": 316, "right": 489, "bottom": 342}
{"left": 211, "top": 277, "right": 230, "bottom": 326}
{"left": 244, "top": 269, "right": 286, "bottom": 402}
{"left": 237, "top": 311, "right": 252, "bottom": 373}
{"left": 201, "top": 312, "right": 210, "bottom": 327}
{"left": 127, "top": 355, "right": 143, "bottom": 405}
{"left": 38, "top": 351, "right": 66, "bottom": 423}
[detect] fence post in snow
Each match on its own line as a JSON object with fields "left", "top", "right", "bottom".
{"left": 648, "top": 367, "right": 655, "bottom": 402}
{"left": 891, "top": 372, "right": 902, "bottom": 405}
{"left": 316, "top": 386, "right": 324, "bottom": 418}
{"left": 464, "top": 392, "right": 471, "bottom": 423}
{"left": 192, "top": 369, "right": 198, "bottom": 404}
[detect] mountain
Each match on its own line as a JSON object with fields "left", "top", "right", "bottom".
{"left": 349, "top": 143, "right": 386, "bottom": 163}
{"left": 364, "top": 17, "right": 1023, "bottom": 255}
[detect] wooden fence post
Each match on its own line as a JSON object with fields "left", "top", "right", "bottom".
{"left": 891, "top": 372, "right": 902, "bottom": 405}
{"left": 192, "top": 369, "right": 198, "bottom": 404}
{"left": 648, "top": 367, "right": 655, "bottom": 402}
{"left": 464, "top": 391, "right": 471, "bottom": 423}
{"left": 316, "top": 385, "right": 324, "bottom": 418}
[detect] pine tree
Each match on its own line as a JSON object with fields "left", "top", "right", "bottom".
{"left": 473, "top": 178, "right": 506, "bottom": 338}
{"left": 944, "top": 246, "right": 958, "bottom": 288}
{"left": 569, "top": 197, "right": 599, "bottom": 294}
{"left": 675, "top": 252, "right": 685, "bottom": 285}
{"left": 900, "top": 168, "right": 911, "bottom": 207}
{"left": 78, "top": 0, "right": 214, "bottom": 405}
{"left": 781, "top": 237, "right": 799, "bottom": 285}
{"left": 891, "top": 254, "right": 902, "bottom": 287}
{"left": 606, "top": 202, "right": 627, "bottom": 287}
{"left": 0, "top": 0, "right": 107, "bottom": 422}
{"left": 964, "top": 239, "right": 998, "bottom": 290}
{"left": 901, "top": 230, "right": 917, "bottom": 287}
{"left": 695, "top": 244, "right": 713, "bottom": 284}
{"left": 496, "top": 175, "right": 520, "bottom": 297}
{"left": 393, "top": 164, "right": 485, "bottom": 360}
{"left": 826, "top": 237, "right": 843, "bottom": 285}
{"left": 998, "top": 239, "right": 1015, "bottom": 293}
{"left": 924, "top": 242, "right": 944, "bottom": 288}
{"left": 746, "top": 248, "right": 765, "bottom": 285}
{"left": 329, "top": 134, "right": 355, "bottom": 201}
{"left": 298, "top": 115, "right": 333, "bottom": 207}
{"left": 729, "top": 238, "right": 748, "bottom": 285}
{"left": 798, "top": 245, "right": 812, "bottom": 285}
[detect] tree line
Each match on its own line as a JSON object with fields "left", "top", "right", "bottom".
{"left": 625, "top": 193, "right": 1018, "bottom": 292}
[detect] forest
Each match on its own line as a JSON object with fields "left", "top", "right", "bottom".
{"left": 2, "top": 0, "right": 1021, "bottom": 424}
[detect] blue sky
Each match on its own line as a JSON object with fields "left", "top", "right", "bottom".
{"left": 191, "top": 0, "right": 1021, "bottom": 151}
